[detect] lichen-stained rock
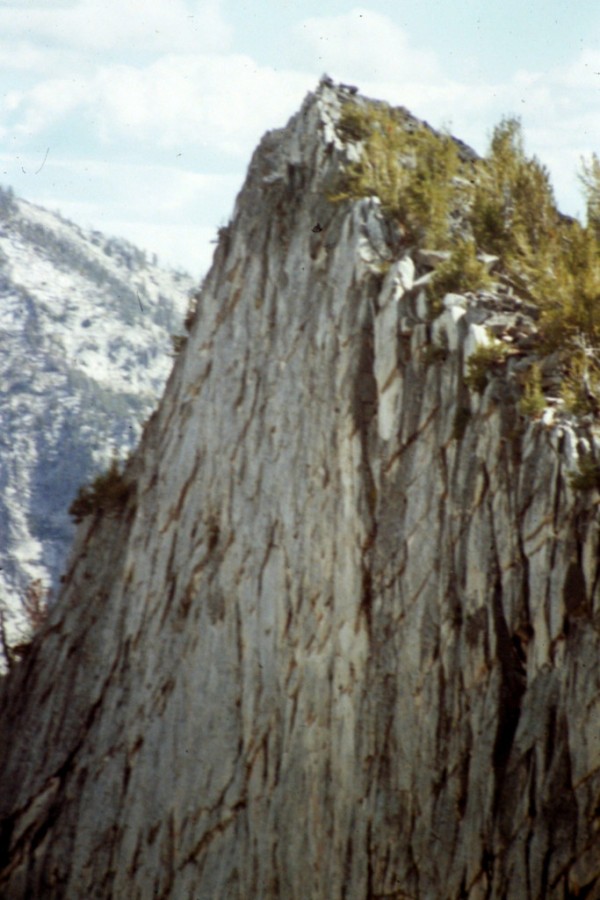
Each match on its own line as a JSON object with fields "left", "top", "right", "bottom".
{"left": 1, "top": 79, "right": 600, "bottom": 900}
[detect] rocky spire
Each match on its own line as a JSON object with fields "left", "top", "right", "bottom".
{"left": 0, "top": 79, "right": 599, "bottom": 899}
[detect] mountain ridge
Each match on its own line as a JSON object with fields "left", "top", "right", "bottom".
{"left": 0, "top": 184, "right": 195, "bottom": 653}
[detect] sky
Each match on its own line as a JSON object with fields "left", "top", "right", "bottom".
{"left": 2, "top": 1, "right": 600, "bottom": 280}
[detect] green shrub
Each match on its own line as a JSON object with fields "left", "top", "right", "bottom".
{"left": 331, "top": 101, "right": 462, "bottom": 246}
{"left": 421, "top": 343, "right": 448, "bottom": 365}
{"left": 518, "top": 363, "right": 546, "bottom": 417}
{"left": 471, "top": 117, "right": 558, "bottom": 266}
{"left": 569, "top": 455, "right": 600, "bottom": 491}
{"left": 558, "top": 344, "right": 600, "bottom": 415}
{"left": 429, "top": 239, "right": 491, "bottom": 298}
{"left": 171, "top": 333, "right": 187, "bottom": 354}
{"left": 69, "top": 459, "right": 132, "bottom": 523}
{"left": 184, "top": 294, "right": 199, "bottom": 332}
{"left": 579, "top": 152, "right": 600, "bottom": 242}
{"left": 535, "top": 223, "right": 600, "bottom": 346}
{"left": 531, "top": 222, "right": 600, "bottom": 398}
{"left": 331, "top": 104, "right": 412, "bottom": 218}
{"left": 335, "top": 103, "right": 373, "bottom": 142}
{"left": 465, "top": 341, "right": 510, "bottom": 393}
{"left": 403, "top": 127, "right": 460, "bottom": 246}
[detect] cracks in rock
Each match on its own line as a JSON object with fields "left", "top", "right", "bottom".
{"left": 121, "top": 733, "right": 144, "bottom": 798}
{"left": 174, "top": 798, "right": 248, "bottom": 894}
{"left": 563, "top": 559, "right": 591, "bottom": 627}
{"left": 546, "top": 834, "right": 600, "bottom": 896}
{"left": 158, "top": 463, "right": 199, "bottom": 535}
{"left": 539, "top": 713, "right": 578, "bottom": 892}
{"left": 490, "top": 573, "right": 527, "bottom": 819}
{"left": 360, "top": 556, "right": 375, "bottom": 636}
{"left": 0, "top": 646, "right": 125, "bottom": 888}
{"left": 257, "top": 521, "right": 281, "bottom": 598}
{"left": 546, "top": 448, "right": 565, "bottom": 587}
{"left": 364, "top": 819, "right": 374, "bottom": 899}
{"left": 351, "top": 293, "right": 380, "bottom": 640}
{"left": 563, "top": 873, "right": 600, "bottom": 898}
{"left": 382, "top": 405, "right": 440, "bottom": 475}
{"left": 515, "top": 509, "right": 533, "bottom": 655}
{"left": 562, "top": 512, "right": 594, "bottom": 635}
{"left": 230, "top": 368, "right": 262, "bottom": 465}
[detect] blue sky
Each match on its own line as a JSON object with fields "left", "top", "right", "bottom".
{"left": 2, "top": 0, "right": 600, "bottom": 278}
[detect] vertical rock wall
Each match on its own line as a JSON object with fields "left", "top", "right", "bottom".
{"left": 0, "top": 81, "right": 599, "bottom": 899}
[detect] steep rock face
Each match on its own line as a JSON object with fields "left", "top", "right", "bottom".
{"left": 0, "top": 188, "right": 194, "bottom": 650}
{"left": 0, "top": 81, "right": 599, "bottom": 899}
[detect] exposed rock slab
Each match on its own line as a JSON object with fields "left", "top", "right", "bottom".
{"left": 0, "top": 80, "right": 599, "bottom": 899}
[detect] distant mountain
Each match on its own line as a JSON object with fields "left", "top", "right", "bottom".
{"left": 0, "top": 185, "right": 196, "bottom": 653}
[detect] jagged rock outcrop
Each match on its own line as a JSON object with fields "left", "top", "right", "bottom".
{"left": 0, "top": 80, "right": 599, "bottom": 899}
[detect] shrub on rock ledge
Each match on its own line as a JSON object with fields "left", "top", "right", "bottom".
{"left": 465, "top": 341, "right": 510, "bottom": 393}
{"left": 69, "top": 458, "right": 131, "bottom": 523}
{"left": 429, "top": 238, "right": 491, "bottom": 299}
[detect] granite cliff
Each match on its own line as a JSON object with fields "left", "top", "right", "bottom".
{"left": 0, "top": 80, "right": 599, "bottom": 898}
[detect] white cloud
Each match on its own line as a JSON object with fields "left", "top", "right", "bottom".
{"left": 0, "top": 47, "right": 311, "bottom": 157}
{"left": 0, "top": 0, "right": 231, "bottom": 57}
{"left": 3, "top": 57, "right": 306, "bottom": 157}
{"left": 92, "top": 55, "right": 310, "bottom": 155}
{"left": 0, "top": 1, "right": 78, "bottom": 6}
{"left": 0, "top": 41, "right": 57, "bottom": 72}
{"left": 3, "top": 77, "right": 88, "bottom": 138}
{"left": 294, "top": 8, "right": 440, "bottom": 83}
{"left": 557, "top": 48, "right": 600, "bottom": 89}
